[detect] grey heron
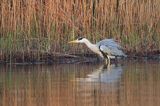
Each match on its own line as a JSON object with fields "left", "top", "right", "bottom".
{"left": 69, "top": 37, "right": 127, "bottom": 64}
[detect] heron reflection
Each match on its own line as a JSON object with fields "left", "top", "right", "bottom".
{"left": 76, "top": 63, "right": 123, "bottom": 84}
{"left": 75, "top": 64, "right": 124, "bottom": 105}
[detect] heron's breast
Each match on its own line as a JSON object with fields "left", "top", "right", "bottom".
{"left": 91, "top": 48, "right": 104, "bottom": 58}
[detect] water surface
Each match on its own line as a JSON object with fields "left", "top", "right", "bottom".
{"left": 0, "top": 61, "right": 160, "bottom": 106}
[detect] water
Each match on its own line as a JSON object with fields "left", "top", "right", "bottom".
{"left": 0, "top": 61, "right": 160, "bottom": 106}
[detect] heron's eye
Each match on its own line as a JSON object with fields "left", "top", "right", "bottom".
{"left": 77, "top": 37, "right": 83, "bottom": 40}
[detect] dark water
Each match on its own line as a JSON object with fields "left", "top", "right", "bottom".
{"left": 0, "top": 61, "right": 160, "bottom": 106}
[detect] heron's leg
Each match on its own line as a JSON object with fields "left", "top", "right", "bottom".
{"left": 105, "top": 59, "right": 108, "bottom": 64}
{"left": 105, "top": 56, "right": 111, "bottom": 70}
{"left": 107, "top": 55, "right": 110, "bottom": 65}
{"left": 105, "top": 56, "right": 110, "bottom": 66}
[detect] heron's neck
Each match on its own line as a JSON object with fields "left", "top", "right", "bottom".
{"left": 83, "top": 39, "right": 96, "bottom": 48}
{"left": 83, "top": 39, "right": 104, "bottom": 58}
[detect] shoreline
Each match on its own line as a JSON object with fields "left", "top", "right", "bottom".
{"left": 0, "top": 51, "right": 160, "bottom": 65}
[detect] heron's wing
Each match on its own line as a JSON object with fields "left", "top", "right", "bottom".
{"left": 99, "top": 45, "right": 111, "bottom": 54}
{"left": 97, "top": 39, "right": 122, "bottom": 49}
{"left": 98, "top": 39, "right": 126, "bottom": 57}
{"left": 99, "top": 45, "right": 115, "bottom": 58}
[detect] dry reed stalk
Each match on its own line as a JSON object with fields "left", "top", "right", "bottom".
{"left": 0, "top": 0, "right": 159, "bottom": 58}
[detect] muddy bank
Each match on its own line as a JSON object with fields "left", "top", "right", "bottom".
{"left": 0, "top": 52, "right": 99, "bottom": 64}
{"left": 0, "top": 51, "right": 160, "bottom": 64}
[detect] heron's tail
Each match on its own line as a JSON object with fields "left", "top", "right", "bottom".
{"left": 108, "top": 55, "right": 116, "bottom": 59}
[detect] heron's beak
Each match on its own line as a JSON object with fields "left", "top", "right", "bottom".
{"left": 68, "top": 40, "right": 78, "bottom": 43}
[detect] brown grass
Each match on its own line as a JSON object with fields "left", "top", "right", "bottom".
{"left": 0, "top": 0, "right": 160, "bottom": 59}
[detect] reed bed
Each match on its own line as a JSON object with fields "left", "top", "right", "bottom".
{"left": 0, "top": 0, "right": 160, "bottom": 62}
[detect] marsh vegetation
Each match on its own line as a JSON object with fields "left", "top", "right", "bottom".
{"left": 0, "top": 0, "right": 160, "bottom": 63}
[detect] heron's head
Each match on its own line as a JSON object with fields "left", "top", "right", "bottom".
{"left": 69, "top": 37, "right": 86, "bottom": 44}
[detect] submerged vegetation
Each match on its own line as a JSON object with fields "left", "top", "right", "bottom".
{"left": 0, "top": 0, "right": 160, "bottom": 63}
